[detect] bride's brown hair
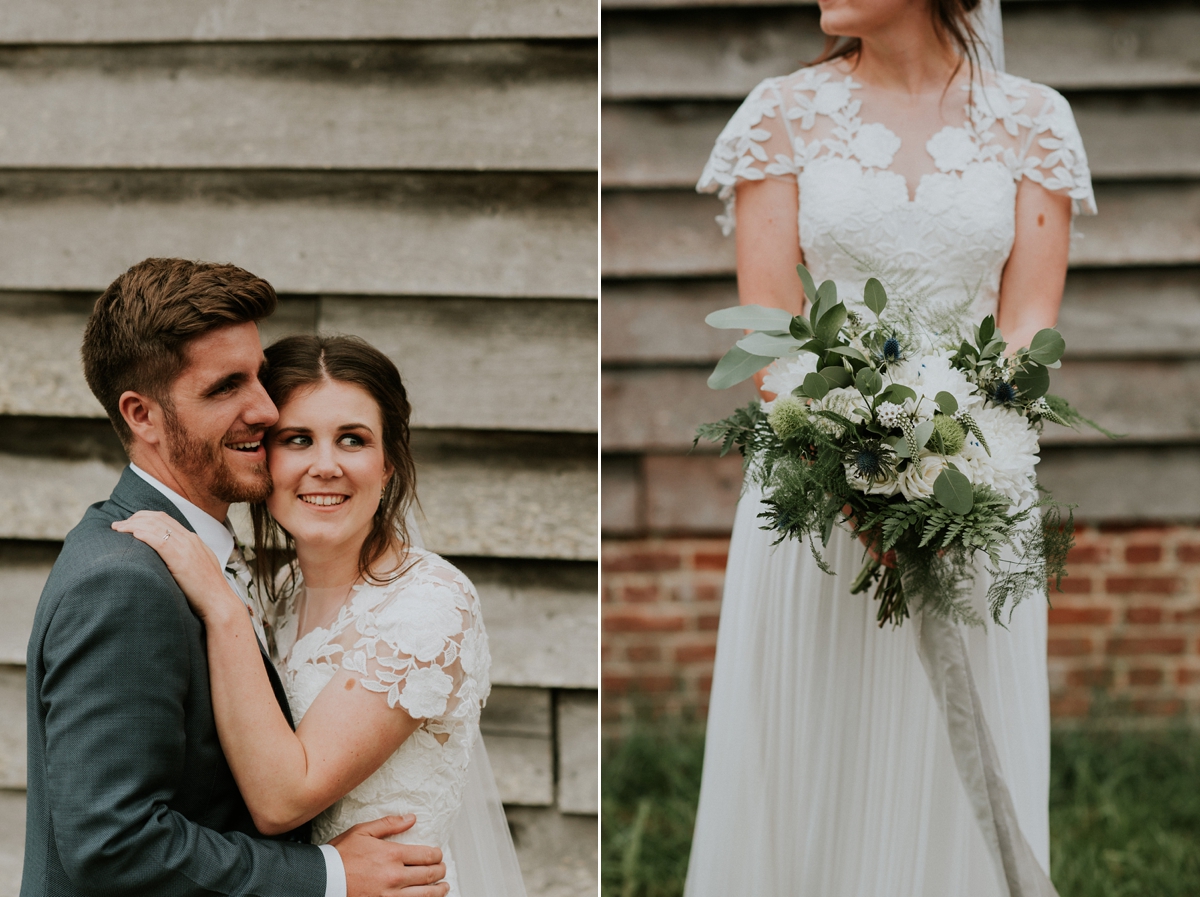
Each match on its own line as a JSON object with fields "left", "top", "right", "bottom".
{"left": 249, "top": 334, "right": 419, "bottom": 602}
{"left": 811, "top": 0, "right": 992, "bottom": 83}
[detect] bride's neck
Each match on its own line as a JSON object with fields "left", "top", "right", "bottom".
{"left": 294, "top": 539, "right": 366, "bottom": 590}
{"left": 849, "top": 19, "right": 962, "bottom": 97}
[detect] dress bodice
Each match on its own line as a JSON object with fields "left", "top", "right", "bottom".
{"left": 266, "top": 548, "right": 492, "bottom": 871}
{"left": 698, "top": 64, "right": 1096, "bottom": 346}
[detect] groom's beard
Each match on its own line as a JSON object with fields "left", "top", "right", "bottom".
{"left": 163, "top": 406, "right": 272, "bottom": 505}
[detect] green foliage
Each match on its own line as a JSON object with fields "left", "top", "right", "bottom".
{"left": 602, "top": 725, "right": 1200, "bottom": 897}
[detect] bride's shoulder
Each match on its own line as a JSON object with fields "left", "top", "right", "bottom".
{"left": 364, "top": 548, "right": 480, "bottom": 615}
{"left": 977, "top": 70, "right": 1077, "bottom": 124}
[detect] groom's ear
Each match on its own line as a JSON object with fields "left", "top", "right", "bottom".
{"left": 118, "top": 390, "right": 166, "bottom": 449}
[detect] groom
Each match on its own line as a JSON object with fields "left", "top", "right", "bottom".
{"left": 24, "top": 259, "right": 448, "bottom": 897}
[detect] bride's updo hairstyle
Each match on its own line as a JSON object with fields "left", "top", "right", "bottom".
{"left": 812, "top": 0, "right": 990, "bottom": 81}
{"left": 250, "top": 334, "right": 419, "bottom": 601}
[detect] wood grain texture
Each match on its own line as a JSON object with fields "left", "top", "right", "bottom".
{"left": 603, "top": 5, "right": 1200, "bottom": 100}
{"left": 556, "top": 691, "right": 599, "bottom": 814}
{"left": 321, "top": 297, "right": 597, "bottom": 433}
{"left": 603, "top": 446, "right": 1200, "bottom": 535}
{"left": 0, "top": 447, "right": 596, "bottom": 560}
{"left": 602, "top": 360, "right": 1200, "bottom": 452}
{"left": 0, "top": 171, "right": 596, "bottom": 299}
{"left": 0, "top": 44, "right": 594, "bottom": 172}
{"left": 601, "top": 269, "right": 1200, "bottom": 363}
{"left": 481, "top": 687, "right": 554, "bottom": 806}
{"left": 602, "top": 182, "right": 1200, "bottom": 277}
{"left": 602, "top": 92, "right": 1200, "bottom": 188}
{"left": 0, "top": 0, "right": 598, "bottom": 41}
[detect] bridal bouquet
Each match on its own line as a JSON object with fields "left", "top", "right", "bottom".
{"left": 697, "top": 266, "right": 1113, "bottom": 627}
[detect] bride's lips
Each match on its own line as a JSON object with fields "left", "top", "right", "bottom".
{"left": 297, "top": 493, "right": 351, "bottom": 510}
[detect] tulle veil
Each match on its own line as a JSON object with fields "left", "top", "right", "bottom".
{"left": 405, "top": 507, "right": 529, "bottom": 897}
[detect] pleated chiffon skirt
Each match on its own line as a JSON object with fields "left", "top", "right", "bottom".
{"left": 684, "top": 483, "right": 1051, "bottom": 897}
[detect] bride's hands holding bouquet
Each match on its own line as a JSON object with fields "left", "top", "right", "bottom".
{"left": 112, "top": 510, "right": 242, "bottom": 623}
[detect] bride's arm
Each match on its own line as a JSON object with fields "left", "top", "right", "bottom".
{"left": 734, "top": 178, "right": 806, "bottom": 398}
{"left": 113, "top": 511, "right": 421, "bottom": 835}
{"left": 996, "top": 179, "right": 1073, "bottom": 351}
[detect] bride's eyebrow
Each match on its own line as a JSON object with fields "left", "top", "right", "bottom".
{"left": 337, "top": 423, "right": 374, "bottom": 434}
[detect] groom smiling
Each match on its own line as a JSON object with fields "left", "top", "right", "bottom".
{"left": 23, "top": 258, "right": 447, "bottom": 897}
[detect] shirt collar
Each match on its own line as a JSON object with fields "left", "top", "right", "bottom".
{"left": 129, "top": 464, "right": 236, "bottom": 567}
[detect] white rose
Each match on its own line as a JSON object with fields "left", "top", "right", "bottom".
{"left": 844, "top": 462, "right": 901, "bottom": 497}
{"left": 761, "top": 352, "right": 819, "bottom": 406}
{"left": 898, "top": 454, "right": 950, "bottom": 502}
{"left": 809, "top": 386, "right": 868, "bottom": 437}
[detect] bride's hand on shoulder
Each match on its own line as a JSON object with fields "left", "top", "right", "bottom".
{"left": 111, "top": 511, "right": 237, "bottom": 621}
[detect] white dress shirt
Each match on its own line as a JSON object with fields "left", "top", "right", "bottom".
{"left": 129, "top": 464, "right": 347, "bottom": 897}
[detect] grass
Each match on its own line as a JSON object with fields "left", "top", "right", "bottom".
{"left": 602, "top": 724, "right": 1200, "bottom": 897}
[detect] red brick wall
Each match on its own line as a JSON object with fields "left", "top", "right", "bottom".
{"left": 602, "top": 525, "right": 1200, "bottom": 726}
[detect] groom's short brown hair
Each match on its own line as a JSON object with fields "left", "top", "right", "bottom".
{"left": 82, "top": 258, "right": 278, "bottom": 447}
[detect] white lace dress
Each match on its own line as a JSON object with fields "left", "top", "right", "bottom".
{"left": 688, "top": 66, "right": 1095, "bottom": 895}
{"left": 267, "top": 548, "right": 492, "bottom": 896}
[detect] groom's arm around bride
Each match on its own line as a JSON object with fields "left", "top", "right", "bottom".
{"left": 22, "top": 258, "right": 446, "bottom": 897}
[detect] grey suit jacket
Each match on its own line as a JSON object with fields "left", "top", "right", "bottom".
{"left": 23, "top": 467, "right": 327, "bottom": 897}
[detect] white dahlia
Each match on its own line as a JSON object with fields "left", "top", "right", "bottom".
{"left": 761, "top": 352, "right": 819, "bottom": 407}
{"left": 958, "top": 403, "right": 1040, "bottom": 506}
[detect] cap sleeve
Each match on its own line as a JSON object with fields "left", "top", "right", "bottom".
{"left": 341, "top": 556, "right": 490, "bottom": 722}
{"left": 1008, "top": 81, "right": 1097, "bottom": 217}
{"left": 697, "top": 76, "right": 798, "bottom": 235}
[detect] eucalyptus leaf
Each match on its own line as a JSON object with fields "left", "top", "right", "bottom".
{"left": 912, "top": 419, "right": 935, "bottom": 452}
{"left": 814, "top": 302, "right": 848, "bottom": 343}
{"left": 826, "top": 345, "right": 870, "bottom": 364}
{"left": 933, "top": 468, "right": 974, "bottom": 515}
{"left": 796, "top": 264, "right": 817, "bottom": 304}
{"left": 735, "top": 331, "right": 802, "bottom": 358}
{"left": 980, "top": 338, "right": 1006, "bottom": 360}
{"left": 878, "top": 383, "right": 917, "bottom": 405}
{"left": 863, "top": 277, "right": 887, "bottom": 317}
{"left": 797, "top": 338, "right": 825, "bottom": 355}
{"left": 855, "top": 367, "right": 883, "bottom": 396}
{"left": 934, "top": 391, "right": 959, "bottom": 416}
{"left": 1028, "top": 328, "right": 1066, "bottom": 365}
{"left": 819, "top": 365, "right": 852, "bottom": 388}
{"left": 705, "top": 304, "right": 795, "bottom": 332}
{"left": 895, "top": 440, "right": 912, "bottom": 459}
{"left": 789, "top": 315, "right": 813, "bottom": 340}
{"left": 1013, "top": 363, "right": 1051, "bottom": 401}
{"left": 708, "top": 346, "right": 774, "bottom": 390}
{"left": 803, "top": 371, "right": 830, "bottom": 400}
{"left": 811, "top": 280, "right": 837, "bottom": 324}
{"left": 977, "top": 315, "right": 996, "bottom": 347}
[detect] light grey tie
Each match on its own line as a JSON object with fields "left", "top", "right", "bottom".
{"left": 224, "top": 543, "right": 269, "bottom": 652}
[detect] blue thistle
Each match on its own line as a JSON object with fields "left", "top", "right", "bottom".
{"left": 882, "top": 337, "right": 903, "bottom": 363}
{"left": 991, "top": 380, "right": 1017, "bottom": 404}
{"left": 846, "top": 440, "right": 895, "bottom": 482}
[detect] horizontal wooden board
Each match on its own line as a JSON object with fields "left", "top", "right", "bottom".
{"left": 601, "top": 269, "right": 1200, "bottom": 363}
{"left": 321, "top": 297, "right": 598, "bottom": 433}
{"left": 0, "top": 443, "right": 597, "bottom": 560}
{"left": 0, "top": 171, "right": 596, "bottom": 299}
{"left": 556, "top": 691, "right": 598, "bottom": 815}
{"left": 603, "top": 5, "right": 1200, "bottom": 100}
{"left": 481, "top": 687, "right": 554, "bottom": 806}
{"left": 0, "top": 669, "right": 25, "bottom": 790}
{"left": 603, "top": 445, "right": 1200, "bottom": 535}
{"left": 603, "top": 92, "right": 1200, "bottom": 188}
{"left": 0, "top": 44, "right": 594, "bottom": 172}
{"left": 602, "top": 360, "right": 1200, "bottom": 452}
{"left": 602, "top": 181, "right": 1200, "bottom": 277}
{"left": 0, "top": 549, "right": 597, "bottom": 687}
{"left": 0, "top": 0, "right": 597, "bottom": 40}
{"left": 0, "top": 788, "right": 23, "bottom": 896}
{"left": 0, "top": 294, "right": 598, "bottom": 432}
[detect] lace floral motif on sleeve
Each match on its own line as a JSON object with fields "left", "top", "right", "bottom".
{"left": 339, "top": 560, "right": 490, "bottom": 721}
{"left": 976, "top": 75, "right": 1097, "bottom": 216}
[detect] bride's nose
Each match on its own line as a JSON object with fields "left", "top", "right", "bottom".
{"left": 308, "top": 442, "right": 342, "bottom": 478}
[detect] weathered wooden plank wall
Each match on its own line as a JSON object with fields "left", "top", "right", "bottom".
{"left": 0, "top": 4, "right": 598, "bottom": 895}
{"left": 601, "top": 0, "right": 1200, "bottom": 724}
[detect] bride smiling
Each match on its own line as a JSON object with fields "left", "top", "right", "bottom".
{"left": 116, "top": 334, "right": 526, "bottom": 897}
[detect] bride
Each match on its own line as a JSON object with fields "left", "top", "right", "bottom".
{"left": 114, "top": 334, "right": 526, "bottom": 897}
{"left": 690, "top": 0, "right": 1093, "bottom": 894}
